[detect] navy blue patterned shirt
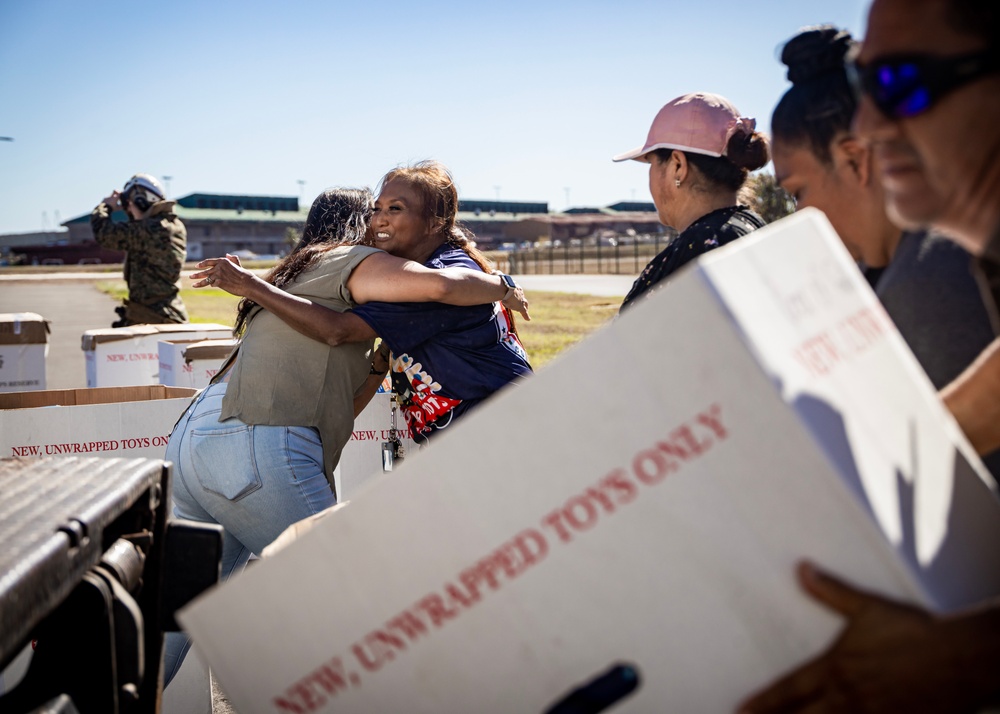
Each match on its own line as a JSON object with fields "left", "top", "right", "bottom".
{"left": 351, "top": 244, "right": 532, "bottom": 443}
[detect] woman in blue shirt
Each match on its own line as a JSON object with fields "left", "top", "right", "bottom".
{"left": 351, "top": 160, "right": 533, "bottom": 442}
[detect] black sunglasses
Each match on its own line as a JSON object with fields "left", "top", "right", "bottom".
{"left": 847, "top": 49, "right": 1000, "bottom": 119}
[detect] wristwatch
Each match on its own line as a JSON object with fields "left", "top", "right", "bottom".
{"left": 498, "top": 273, "right": 518, "bottom": 301}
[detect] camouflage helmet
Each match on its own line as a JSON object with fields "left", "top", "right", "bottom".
{"left": 122, "top": 173, "right": 165, "bottom": 212}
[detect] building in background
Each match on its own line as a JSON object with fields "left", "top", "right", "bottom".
{"left": 3, "top": 194, "right": 661, "bottom": 264}
{"left": 510, "top": 201, "right": 663, "bottom": 246}
{"left": 0, "top": 230, "right": 76, "bottom": 264}
{"left": 61, "top": 193, "right": 308, "bottom": 262}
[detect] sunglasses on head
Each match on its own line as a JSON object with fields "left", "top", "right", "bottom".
{"left": 847, "top": 49, "right": 1000, "bottom": 119}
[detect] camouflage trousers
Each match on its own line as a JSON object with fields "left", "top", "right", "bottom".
{"left": 113, "top": 298, "right": 188, "bottom": 327}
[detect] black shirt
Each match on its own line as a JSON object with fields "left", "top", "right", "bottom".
{"left": 620, "top": 205, "right": 765, "bottom": 310}
{"left": 974, "top": 223, "right": 1000, "bottom": 333}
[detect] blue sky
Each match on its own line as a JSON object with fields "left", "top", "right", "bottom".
{"left": 0, "top": 0, "right": 870, "bottom": 235}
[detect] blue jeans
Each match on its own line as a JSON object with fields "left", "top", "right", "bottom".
{"left": 162, "top": 381, "right": 335, "bottom": 685}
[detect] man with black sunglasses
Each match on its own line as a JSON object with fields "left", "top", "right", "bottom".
{"left": 850, "top": 0, "right": 1000, "bottom": 252}
{"left": 739, "top": 1, "right": 1000, "bottom": 712}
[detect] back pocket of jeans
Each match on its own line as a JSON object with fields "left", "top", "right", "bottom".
{"left": 190, "top": 424, "right": 262, "bottom": 501}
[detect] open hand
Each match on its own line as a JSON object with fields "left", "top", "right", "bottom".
{"left": 503, "top": 285, "right": 531, "bottom": 321}
{"left": 738, "top": 561, "right": 998, "bottom": 713}
{"left": 102, "top": 191, "right": 122, "bottom": 211}
{"left": 190, "top": 253, "right": 258, "bottom": 297}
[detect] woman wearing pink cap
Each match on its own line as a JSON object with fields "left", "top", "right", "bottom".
{"left": 614, "top": 92, "right": 770, "bottom": 309}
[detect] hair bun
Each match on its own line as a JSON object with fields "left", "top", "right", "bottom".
{"left": 781, "top": 25, "right": 857, "bottom": 85}
{"left": 727, "top": 130, "right": 771, "bottom": 172}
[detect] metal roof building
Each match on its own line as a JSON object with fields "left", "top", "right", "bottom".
{"left": 39, "top": 193, "right": 659, "bottom": 263}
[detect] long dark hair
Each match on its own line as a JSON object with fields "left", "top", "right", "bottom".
{"left": 772, "top": 26, "right": 858, "bottom": 164}
{"left": 233, "top": 187, "right": 372, "bottom": 335}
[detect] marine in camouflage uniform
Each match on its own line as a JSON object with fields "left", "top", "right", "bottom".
{"left": 91, "top": 196, "right": 189, "bottom": 325}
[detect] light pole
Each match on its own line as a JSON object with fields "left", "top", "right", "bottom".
{"left": 162, "top": 175, "right": 173, "bottom": 197}
{"left": 493, "top": 185, "right": 501, "bottom": 201}
{"left": 297, "top": 180, "right": 306, "bottom": 203}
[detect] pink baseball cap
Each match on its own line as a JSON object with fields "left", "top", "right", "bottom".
{"left": 613, "top": 92, "right": 757, "bottom": 163}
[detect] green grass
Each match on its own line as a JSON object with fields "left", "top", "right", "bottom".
{"left": 95, "top": 281, "right": 620, "bottom": 369}
{"left": 515, "top": 293, "right": 619, "bottom": 368}
{"left": 97, "top": 280, "right": 244, "bottom": 326}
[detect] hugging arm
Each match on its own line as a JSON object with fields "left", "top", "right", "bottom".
{"left": 352, "top": 342, "right": 391, "bottom": 418}
{"left": 191, "top": 255, "right": 375, "bottom": 346}
{"left": 346, "top": 251, "right": 529, "bottom": 319}
{"left": 192, "top": 251, "right": 529, "bottom": 347}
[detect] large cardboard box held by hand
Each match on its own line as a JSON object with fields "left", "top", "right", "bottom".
{"left": 0, "top": 385, "right": 197, "bottom": 460}
{"left": 179, "top": 210, "right": 1000, "bottom": 713}
{"left": 83, "top": 323, "right": 233, "bottom": 388}
{"left": 0, "top": 313, "right": 49, "bottom": 393}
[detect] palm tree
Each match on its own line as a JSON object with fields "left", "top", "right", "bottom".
{"left": 746, "top": 172, "right": 795, "bottom": 224}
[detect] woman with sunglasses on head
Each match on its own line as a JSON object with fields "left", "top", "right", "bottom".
{"left": 613, "top": 92, "right": 770, "bottom": 311}
{"left": 770, "top": 26, "right": 999, "bottom": 453}
{"left": 162, "top": 186, "right": 529, "bottom": 685}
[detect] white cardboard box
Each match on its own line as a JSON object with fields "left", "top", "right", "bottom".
{"left": 0, "top": 385, "right": 197, "bottom": 460}
{"left": 158, "top": 338, "right": 238, "bottom": 389}
{"left": 333, "top": 391, "right": 417, "bottom": 501}
{"left": 82, "top": 323, "right": 233, "bottom": 388}
{"left": 179, "top": 210, "right": 1000, "bottom": 713}
{"left": 0, "top": 312, "right": 49, "bottom": 393}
